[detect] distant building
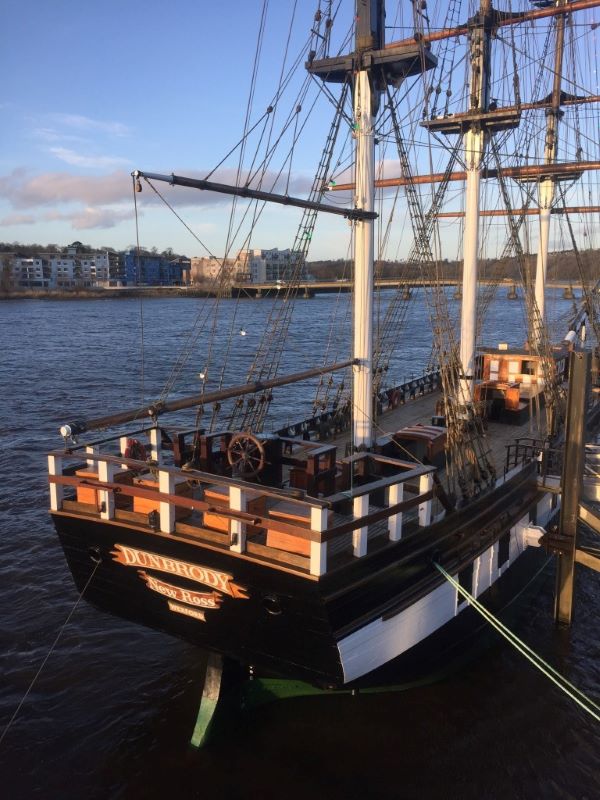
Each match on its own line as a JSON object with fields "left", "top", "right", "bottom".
{"left": 2, "top": 244, "right": 187, "bottom": 291}
{"left": 4, "top": 245, "right": 125, "bottom": 290}
{"left": 240, "top": 248, "right": 307, "bottom": 283}
{"left": 189, "top": 254, "right": 250, "bottom": 285}
{"left": 46, "top": 246, "right": 124, "bottom": 288}
{"left": 123, "top": 250, "right": 188, "bottom": 285}
{"left": 9, "top": 257, "right": 52, "bottom": 289}
{"left": 96, "top": 250, "right": 125, "bottom": 285}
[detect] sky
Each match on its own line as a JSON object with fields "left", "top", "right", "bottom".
{"left": 3, "top": 1, "right": 598, "bottom": 262}
{"left": 1, "top": 0, "right": 357, "bottom": 259}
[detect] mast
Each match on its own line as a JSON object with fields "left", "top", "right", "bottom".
{"left": 459, "top": 0, "right": 493, "bottom": 406}
{"left": 533, "top": 0, "right": 567, "bottom": 346}
{"left": 352, "top": 1, "right": 381, "bottom": 449}
{"left": 309, "top": 3, "right": 435, "bottom": 449}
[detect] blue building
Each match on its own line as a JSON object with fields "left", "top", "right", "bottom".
{"left": 123, "top": 250, "right": 187, "bottom": 285}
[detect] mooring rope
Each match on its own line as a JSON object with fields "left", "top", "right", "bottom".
{"left": 434, "top": 562, "right": 600, "bottom": 723}
{"left": 0, "top": 558, "right": 102, "bottom": 747}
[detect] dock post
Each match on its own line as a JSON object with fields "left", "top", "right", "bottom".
{"left": 555, "top": 350, "right": 590, "bottom": 625}
{"left": 190, "top": 652, "right": 223, "bottom": 748}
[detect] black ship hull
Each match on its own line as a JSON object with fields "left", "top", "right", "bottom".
{"left": 52, "top": 462, "right": 549, "bottom": 687}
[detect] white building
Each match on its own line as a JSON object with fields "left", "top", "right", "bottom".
{"left": 10, "top": 258, "right": 52, "bottom": 289}
{"left": 241, "top": 248, "right": 307, "bottom": 283}
{"left": 5, "top": 247, "right": 122, "bottom": 290}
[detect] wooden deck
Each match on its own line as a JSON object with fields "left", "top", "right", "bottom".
{"left": 327, "top": 389, "right": 546, "bottom": 475}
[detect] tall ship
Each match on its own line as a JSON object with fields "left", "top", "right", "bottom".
{"left": 48, "top": 0, "right": 600, "bottom": 690}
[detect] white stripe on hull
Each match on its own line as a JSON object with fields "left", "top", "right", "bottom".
{"left": 337, "top": 503, "right": 550, "bottom": 683}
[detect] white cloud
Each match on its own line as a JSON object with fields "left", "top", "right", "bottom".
{"left": 33, "top": 127, "right": 87, "bottom": 144}
{"left": 43, "top": 207, "right": 134, "bottom": 230}
{"left": 0, "top": 213, "right": 36, "bottom": 225}
{"left": 0, "top": 168, "right": 132, "bottom": 208}
{"left": 0, "top": 167, "right": 315, "bottom": 211}
{"left": 48, "top": 113, "right": 130, "bottom": 137}
{"left": 48, "top": 147, "right": 131, "bottom": 169}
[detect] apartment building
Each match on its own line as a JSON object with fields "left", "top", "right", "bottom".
{"left": 241, "top": 248, "right": 307, "bottom": 283}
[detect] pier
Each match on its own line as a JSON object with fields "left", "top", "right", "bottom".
{"left": 229, "top": 279, "right": 578, "bottom": 299}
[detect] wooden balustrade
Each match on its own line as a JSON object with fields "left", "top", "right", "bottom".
{"left": 48, "top": 444, "right": 435, "bottom": 576}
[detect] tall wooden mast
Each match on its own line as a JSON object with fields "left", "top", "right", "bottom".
{"left": 308, "top": 0, "right": 436, "bottom": 449}
{"left": 458, "top": 0, "right": 494, "bottom": 406}
{"left": 534, "top": 0, "right": 568, "bottom": 346}
{"left": 351, "top": 1, "right": 381, "bottom": 449}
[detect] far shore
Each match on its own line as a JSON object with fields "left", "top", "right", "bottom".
{"left": 0, "top": 278, "right": 582, "bottom": 302}
{"left": 0, "top": 287, "right": 215, "bottom": 301}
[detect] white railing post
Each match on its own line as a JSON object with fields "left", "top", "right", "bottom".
{"left": 418, "top": 473, "right": 434, "bottom": 527}
{"left": 387, "top": 481, "right": 404, "bottom": 541}
{"left": 120, "top": 436, "right": 129, "bottom": 469}
{"left": 149, "top": 427, "right": 162, "bottom": 464}
{"left": 310, "top": 506, "right": 328, "bottom": 577}
{"left": 353, "top": 494, "right": 368, "bottom": 557}
{"left": 48, "top": 455, "right": 63, "bottom": 511}
{"left": 85, "top": 445, "right": 98, "bottom": 470}
{"left": 229, "top": 486, "right": 246, "bottom": 553}
{"left": 159, "top": 468, "right": 176, "bottom": 533}
{"left": 98, "top": 459, "right": 116, "bottom": 520}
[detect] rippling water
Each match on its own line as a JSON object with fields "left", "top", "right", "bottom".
{"left": 1, "top": 292, "right": 598, "bottom": 799}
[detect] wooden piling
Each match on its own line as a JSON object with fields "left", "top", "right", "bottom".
{"left": 554, "top": 350, "right": 590, "bottom": 625}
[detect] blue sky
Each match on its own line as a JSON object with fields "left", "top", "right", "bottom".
{"left": 3, "top": 1, "right": 597, "bottom": 262}
{"left": 1, "top": 0, "right": 357, "bottom": 258}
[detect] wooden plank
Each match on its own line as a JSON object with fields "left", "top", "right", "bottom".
{"left": 61, "top": 499, "right": 99, "bottom": 516}
{"left": 132, "top": 475, "right": 194, "bottom": 518}
{"left": 269, "top": 500, "right": 312, "bottom": 525}
{"left": 266, "top": 530, "right": 311, "bottom": 557}
{"left": 246, "top": 540, "right": 310, "bottom": 570}
{"left": 578, "top": 502, "right": 600, "bottom": 535}
{"left": 114, "top": 508, "right": 149, "bottom": 524}
{"left": 575, "top": 547, "right": 600, "bottom": 573}
{"left": 175, "top": 521, "right": 230, "bottom": 546}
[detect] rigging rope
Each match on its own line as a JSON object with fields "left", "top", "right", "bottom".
{"left": 132, "top": 5, "right": 335, "bottom": 429}
{"left": 230, "top": 78, "right": 349, "bottom": 434}
{"left": 132, "top": 176, "right": 145, "bottom": 406}
{"left": 489, "top": 137, "right": 566, "bottom": 436}
{"left": 434, "top": 562, "right": 600, "bottom": 723}
{"left": 0, "top": 557, "right": 102, "bottom": 748}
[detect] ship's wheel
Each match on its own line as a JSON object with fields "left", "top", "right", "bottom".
{"left": 227, "top": 433, "right": 266, "bottom": 478}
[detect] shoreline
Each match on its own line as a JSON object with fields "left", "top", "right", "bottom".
{"left": 0, "top": 279, "right": 581, "bottom": 301}
{"left": 0, "top": 287, "right": 215, "bottom": 301}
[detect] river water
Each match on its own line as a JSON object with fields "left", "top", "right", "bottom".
{"left": 0, "top": 291, "right": 598, "bottom": 799}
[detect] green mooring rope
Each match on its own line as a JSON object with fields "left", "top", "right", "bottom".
{"left": 434, "top": 563, "right": 600, "bottom": 723}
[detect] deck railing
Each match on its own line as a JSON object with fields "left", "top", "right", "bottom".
{"left": 274, "top": 369, "right": 441, "bottom": 442}
{"left": 48, "top": 427, "right": 435, "bottom": 577}
{"left": 505, "top": 437, "right": 564, "bottom": 480}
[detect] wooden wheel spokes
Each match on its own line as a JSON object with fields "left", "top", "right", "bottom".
{"left": 226, "top": 433, "right": 266, "bottom": 477}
